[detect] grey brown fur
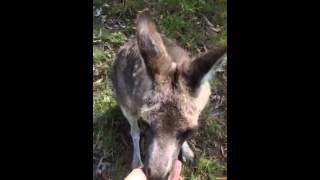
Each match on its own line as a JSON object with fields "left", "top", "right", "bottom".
{"left": 111, "top": 9, "right": 226, "bottom": 180}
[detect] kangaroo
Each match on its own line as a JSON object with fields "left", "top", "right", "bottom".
{"left": 109, "top": 9, "right": 226, "bottom": 180}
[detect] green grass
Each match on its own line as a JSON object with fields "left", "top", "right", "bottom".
{"left": 93, "top": 0, "right": 227, "bottom": 179}
{"left": 182, "top": 154, "right": 225, "bottom": 180}
{"left": 154, "top": 0, "right": 227, "bottom": 51}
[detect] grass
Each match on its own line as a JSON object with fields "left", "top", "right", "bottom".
{"left": 182, "top": 154, "right": 225, "bottom": 180}
{"left": 93, "top": 0, "right": 227, "bottom": 179}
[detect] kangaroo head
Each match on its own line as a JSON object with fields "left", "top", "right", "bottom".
{"left": 136, "top": 9, "right": 226, "bottom": 180}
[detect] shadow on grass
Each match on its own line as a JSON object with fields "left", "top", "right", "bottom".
{"left": 93, "top": 105, "right": 133, "bottom": 179}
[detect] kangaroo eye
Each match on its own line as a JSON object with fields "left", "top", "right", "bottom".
{"left": 183, "top": 129, "right": 193, "bottom": 137}
{"left": 139, "top": 120, "right": 151, "bottom": 131}
{"left": 178, "top": 129, "right": 193, "bottom": 140}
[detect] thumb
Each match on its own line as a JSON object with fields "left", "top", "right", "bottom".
{"left": 169, "top": 160, "right": 182, "bottom": 180}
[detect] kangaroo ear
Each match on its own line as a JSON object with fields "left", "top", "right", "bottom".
{"left": 183, "top": 46, "right": 227, "bottom": 89}
{"left": 136, "top": 9, "right": 173, "bottom": 82}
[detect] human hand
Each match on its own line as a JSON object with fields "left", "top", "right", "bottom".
{"left": 168, "top": 160, "right": 182, "bottom": 180}
{"left": 124, "top": 168, "right": 147, "bottom": 180}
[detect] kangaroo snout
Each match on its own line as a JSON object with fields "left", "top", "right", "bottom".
{"left": 143, "top": 138, "right": 179, "bottom": 180}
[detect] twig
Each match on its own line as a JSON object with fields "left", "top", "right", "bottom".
{"left": 210, "top": 26, "right": 222, "bottom": 33}
{"left": 216, "top": 177, "right": 227, "bottom": 180}
{"left": 203, "top": 15, "right": 214, "bottom": 27}
{"left": 203, "top": 15, "right": 221, "bottom": 33}
{"left": 203, "top": 45, "right": 208, "bottom": 53}
{"left": 221, "top": 145, "right": 225, "bottom": 157}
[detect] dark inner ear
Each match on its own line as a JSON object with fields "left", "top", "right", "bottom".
{"left": 183, "top": 46, "right": 227, "bottom": 89}
{"left": 136, "top": 9, "right": 172, "bottom": 81}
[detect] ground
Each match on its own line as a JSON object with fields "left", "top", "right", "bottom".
{"left": 93, "top": 0, "right": 227, "bottom": 179}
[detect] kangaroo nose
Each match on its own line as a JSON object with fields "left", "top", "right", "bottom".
{"left": 144, "top": 167, "right": 169, "bottom": 180}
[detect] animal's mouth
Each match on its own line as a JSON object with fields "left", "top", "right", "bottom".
{"left": 143, "top": 165, "right": 171, "bottom": 180}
